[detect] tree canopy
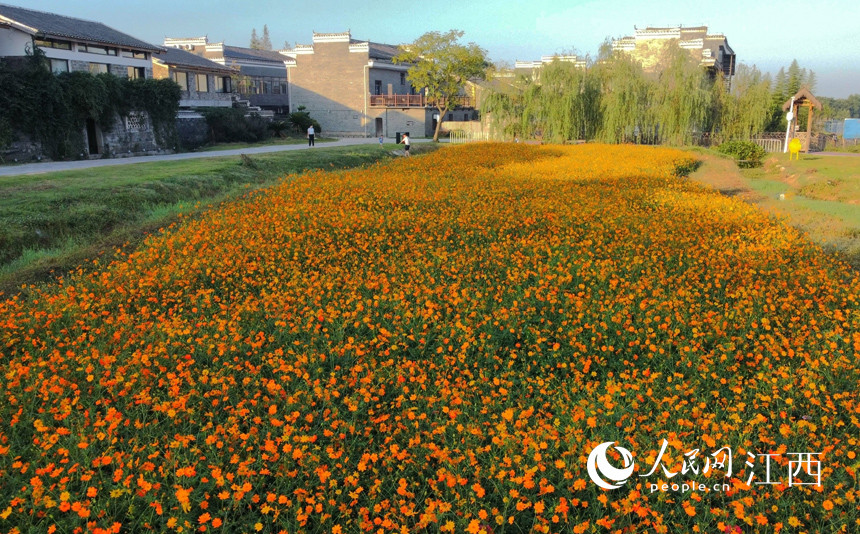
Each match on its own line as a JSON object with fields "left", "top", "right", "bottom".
{"left": 393, "top": 30, "right": 488, "bottom": 142}
{"left": 481, "top": 50, "right": 830, "bottom": 146}
{"left": 250, "top": 26, "right": 273, "bottom": 51}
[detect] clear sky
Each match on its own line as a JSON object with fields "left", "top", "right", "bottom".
{"left": 17, "top": 0, "right": 860, "bottom": 98}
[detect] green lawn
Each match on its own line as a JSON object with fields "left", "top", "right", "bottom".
{"left": 742, "top": 152, "right": 860, "bottom": 268}
{"left": 0, "top": 143, "right": 424, "bottom": 295}
{"left": 193, "top": 136, "right": 337, "bottom": 152}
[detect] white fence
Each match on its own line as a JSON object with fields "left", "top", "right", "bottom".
{"left": 449, "top": 130, "right": 490, "bottom": 144}
{"left": 751, "top": 138, "right": 784, "bottom": 153}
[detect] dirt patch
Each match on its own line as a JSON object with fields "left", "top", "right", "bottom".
{"left": 688, "top": 153, "right": 765, "bottom": 203}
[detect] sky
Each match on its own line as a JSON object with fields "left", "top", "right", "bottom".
{"left": 17, "top": 0, "right": 860, "bottom": 98}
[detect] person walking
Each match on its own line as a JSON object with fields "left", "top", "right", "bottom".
{"left": 307, "top": 125, "right": 315, "bottom": 147}
{"left": 399, "top": 133, "right": 410, "bottom": 157}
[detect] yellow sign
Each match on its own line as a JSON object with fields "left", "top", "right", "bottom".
{"left": 789, "top": 138, "right": 802, "bottom": 160}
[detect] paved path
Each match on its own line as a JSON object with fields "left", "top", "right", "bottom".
{"left": 0, "top": 137, "right": 428, "bottom": 177}
{"left": 812, "top": 151, "right": 860, "bottom": 157}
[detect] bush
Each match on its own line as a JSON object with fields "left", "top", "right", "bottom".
{"left": 201, "top": 108, "right": 272, "bottom": 144}
{"left": 717, "top": 140, "right": 767, "bottom": 168}
{"left": 288, "top": 107, "right": 321, "bottom": 135}
{"left": 0, "top": 51, "right": 181, "bottom": 159}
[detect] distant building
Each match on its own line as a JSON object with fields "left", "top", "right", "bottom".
{"left": 164, "top": 37, "right": 292, "bottom": 114}
{"left": 152, "top": 47, "right": 235, "bottom": 108}
{"left": 283, "top": 31, "right": 477, "bottom": 138}
{"left": 0, "top": 3, "right": 160, "bottom": 78}
{"left": 0, "top": 3, "right": 167, "bottom": 159}
{"left": 514, "top": 55, "right": 587, "bottom": 78}
{"left": 611, "top": 26, "right": 735, "bottom": 79}
{"left": 282, "top": 31, "right": 428, "bottom": 137}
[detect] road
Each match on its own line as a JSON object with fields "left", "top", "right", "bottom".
{"left": 0, "top": 137, "right": 424, "bottom": 177}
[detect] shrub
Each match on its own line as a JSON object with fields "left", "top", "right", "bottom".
{"left": 0, "top": 50, "right": 181, "bottom": 159}
{"left": 717, "top": 140, "right": 767, "bottom": 168}
{"left": 287, "top": 106, "right": 321, "bottom": 135}
{"left": 201, "top": 108, "right": 272, "bottom": 144}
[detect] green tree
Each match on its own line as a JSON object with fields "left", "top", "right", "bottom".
{"left": 480, "top": 79, "right": 526, "bottom": 141}
{"left": 651, "top": 42, "right": 716, "bottom": 145}
{"left": 594, "top": 48, "right": 653, "bottom": 143}
{"left": 527, "top": 59, "right": 599, "bottom": 143}
{"left": 787, "top": 59, "right": 803, "bottom": 95}
{"left": 393, "top": 30, "right": 489, "bottom": 142}
{"left": 718, "top": 64, "right": 772, "bottom": 140}
{"left": 261, "top": 25, "right": 273, "bottom": 51}
{"left": 250, "top": 28, "right": 261, "bottom": 50}
{"left": 849, "top": 94, "right": 860, "bottom": 118}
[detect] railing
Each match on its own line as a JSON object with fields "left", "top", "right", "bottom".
{"left": 369, "top": 94, "right": 424, "bottom": 107}
{"left": 369, "top": 95, "right": 474, "bottom": 108}
{"left": 751, "top": 138, "right": 784, "bottom": 153}
{"left": 449, "top": 130, "right": 489, "bottom": 144}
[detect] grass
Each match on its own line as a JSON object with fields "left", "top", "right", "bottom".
{"left": 0, "top": 143, "right": 434, "bottom": 295}
{"left": 689, "top": 149, "right": 860, "bottom": 269}
{"left": 193, "top": 136, "right": 338, "bottom": 152}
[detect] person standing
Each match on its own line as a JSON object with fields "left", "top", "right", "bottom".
{"left": 399, "top": 133, "right": 410, "bottom": 157}
{"left": 307, "top": 125, "right": 315, "bottom": 147}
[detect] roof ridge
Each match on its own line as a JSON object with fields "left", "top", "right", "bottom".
{"left": 0, "top": 3, "right": 106, "bottom": 28}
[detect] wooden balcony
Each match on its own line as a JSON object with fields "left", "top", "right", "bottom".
{"left": 369, "top": 94, "right": 425, "bottom": 107}
{"left": 369, "top": 94, "right": 474, "bottom": 108}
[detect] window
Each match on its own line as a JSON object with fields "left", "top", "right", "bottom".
{"left": 127, "top": 66, "right": 145, "bottom": 79}
{"left": 281, "top": 83, "right": 287, "bottom": 95}
{"left": 400, "top": 72, "right": 405, "bottom": 85}
{"left": 215, "top": 76, "right": 232, "bottom": 93}
{"left": 195, "top": 74, "right": 208, "bottom": 92}
{"left": 50, "top": 59, "right": 69, "bottom": 74}
{"left": 174, "top": 71, "right": 188, "bottom": 90}
{"left": 374, "top": 80, "right": 382, "bottom": 95}
{"left": 448, "top": 113, "right": 454, "bottom": 121}
{"left": 88, "top": 63, "right": 108, "bottom": 74}
{"left": 121, "top": 50, "right": 147, "bottom": 59}
{"left": 34, "top": 38, "right": 71, "bottom": 50}
{"left": 125, "top": 111, "right": 146, "bottom": 132}
{"left": 80, "top": 44, "right": 116, "bottom": 56}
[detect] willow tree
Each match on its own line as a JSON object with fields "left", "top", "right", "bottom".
{"left": 480, "top": 80, "right": 526, "bottom": 141}
{"left": 651, "top": 42, "right": 716, "bottom": 145}
{"left": 394, "top": 30, "right": 488, "bottom": 142}
{"left": 594, "top": 49, "right": 653, "bottom": 144}
{"left": 532, "top": 59, "right": 599, "bottom": 143}
{"left": 717, "top": 64, "right": 773, "bottom": 141}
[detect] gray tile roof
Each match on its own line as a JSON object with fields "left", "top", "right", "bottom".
{"left": 155, "top": 47, "right": 235, "bottom": 74}
{"left": 348, "top": 39, "right": 401, "bottom": 61}
{"left": 0, "top": 3, "right": 161, "bottom": 52}
{"left": 222, "top": 45, "right": 289, "bottom": 63}
{"left": 368, "top": 42, "right": 401, "bottom": 61}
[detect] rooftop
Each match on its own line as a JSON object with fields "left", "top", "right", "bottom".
{"left": 153, "top": 47, "right": 235, "bottom": 74}
{"left": 0, "top": 3, "right": 161, "bottom": 52}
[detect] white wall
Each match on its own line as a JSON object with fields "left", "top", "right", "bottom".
{"left": 0, "top": 27, "right": 32, "bottom": 56}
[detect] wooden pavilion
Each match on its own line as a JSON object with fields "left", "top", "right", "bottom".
{"left": 782, "top": 87, "right": 823, "bottom": 153}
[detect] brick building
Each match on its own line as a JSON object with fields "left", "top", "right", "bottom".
{"left": 283, "top": 31, "right": 434, "bottom": 138}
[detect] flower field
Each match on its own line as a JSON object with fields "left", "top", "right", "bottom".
{"left": 1, "top": 144, "right": 858, "bottom": 533}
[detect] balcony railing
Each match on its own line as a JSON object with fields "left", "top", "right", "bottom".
{"left": 369, "top": 94, "right": 474, "bottom": 108}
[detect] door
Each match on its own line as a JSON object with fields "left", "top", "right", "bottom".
{"left": 86, "top": 118, "right": 100, "bottom": 155}
{"left": 375, "top": 118, "right": 383, "bottom": 137}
